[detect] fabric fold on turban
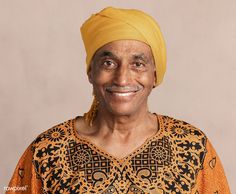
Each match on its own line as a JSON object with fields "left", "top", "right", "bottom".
{"left": 81, "top": 7, "right": 167, "bottom": 86}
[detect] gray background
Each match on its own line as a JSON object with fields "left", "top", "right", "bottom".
{"left": 1, "top": 0, "right": 235, "bottom": 192}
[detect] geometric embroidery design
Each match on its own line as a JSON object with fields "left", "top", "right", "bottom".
{"left": 32, "top": 115, "right": 207, "bottom": 194}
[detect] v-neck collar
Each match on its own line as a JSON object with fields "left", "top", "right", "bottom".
{"left": 70, "top": 114, "right": 164, "bottom": 164}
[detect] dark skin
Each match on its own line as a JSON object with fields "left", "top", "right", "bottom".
{"left": 75, "top": 40, "right": 158, "bottom": 159}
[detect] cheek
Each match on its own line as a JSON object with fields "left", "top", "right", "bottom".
{"left": 92, "top": 82, "right": 104, "bottom": 102}
{"left": 93, "top": 72, "right": 112, "bottom": 86}
{"left": 137, "top": 72, "right": 155, "bottom": 89}
{"left": 91, "top": 72, "right": 113, "bottom": 95}
{"left": 90, "top": 68, "right": 103, "bottom": 84}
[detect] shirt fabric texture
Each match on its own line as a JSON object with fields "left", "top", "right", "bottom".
{"left": 7, "top": 115, "right": 230, "bottom": 194}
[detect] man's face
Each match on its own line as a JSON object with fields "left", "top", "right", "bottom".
{"left": 89, "top": 40, "right": 156, "bottom": 116}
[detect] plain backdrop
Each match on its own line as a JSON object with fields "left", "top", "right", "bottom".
{"left": 0, "top": 0, "right": 235, "bottom": 192}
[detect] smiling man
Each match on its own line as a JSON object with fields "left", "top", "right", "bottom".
{"left": 7, "top": 7, "right": 230, "bottom": 194}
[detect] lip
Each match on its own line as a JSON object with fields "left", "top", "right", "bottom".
{"left": 105, "top": 85, "right": 142, "bottom": 93}
{"left": 105, "top": 88, "right": 139, "bottom": 93}
{"left": 105, "top": 89, "right": 140, "bottom": 102}
{"left": 110, "top": 91, "right": 136, "bottom": 97}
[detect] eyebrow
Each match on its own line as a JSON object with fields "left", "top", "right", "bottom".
{"left": 97, "top": 51, "right": 117, "bottom": 59}
{"left": 133, "top": 53, "right": 149, "bottom": 62}
{"left": 95, "top": 51, "right": 150, "bottom": 63}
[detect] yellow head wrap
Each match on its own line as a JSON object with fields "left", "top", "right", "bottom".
{"left": 80, "top": 7, "right": 167, "bottom": 125}
{"left": 81, "top": 6, "right": 166, "bottom": 85}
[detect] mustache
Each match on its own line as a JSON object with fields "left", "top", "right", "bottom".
{"left": 105, "top": 85, "right": 143, "bottom": 92}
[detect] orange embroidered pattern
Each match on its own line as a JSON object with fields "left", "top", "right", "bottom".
{"left": 32, "top": 115, "right": 207, "bottom": 193}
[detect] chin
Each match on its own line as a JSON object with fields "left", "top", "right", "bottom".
{"left": 106, "top": 103, "right": 139, "bottom": 116}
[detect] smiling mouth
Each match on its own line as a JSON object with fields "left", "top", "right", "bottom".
{"left": 104, "top": 85, "right": 143, "bottom": 99}
{"left": 108, "top": 91, "right": 136, "bottom": 97}
{"left": 105, "top": 88, "right": 142, "bottom": 99}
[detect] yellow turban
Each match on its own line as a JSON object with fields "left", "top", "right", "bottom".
{"left": 81, "top": 7, "right": 167, "bottom": 86}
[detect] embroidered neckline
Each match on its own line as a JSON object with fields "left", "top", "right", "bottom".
{"left": 70, "top": 114, "right": 164, "bottom": 164}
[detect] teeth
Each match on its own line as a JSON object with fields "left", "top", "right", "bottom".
{"left": 112, "top": 92, "right": 134, "bottom": 97}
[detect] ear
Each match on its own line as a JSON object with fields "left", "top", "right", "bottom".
{"left": 87, "top": 61, "right": 94, "bottom": 84}
{"left": 153, "top": 70, "right": 157, "bottom": 88}
{"left": 88, "top": 69, "right": 93, "bottom": 84}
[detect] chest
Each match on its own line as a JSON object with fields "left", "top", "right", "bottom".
{"left": 33, "top": 134, "right": 206, "bottom": 194}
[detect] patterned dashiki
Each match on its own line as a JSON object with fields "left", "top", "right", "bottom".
{"left": 7, "top": 115, "right": 230, "bottom": 193}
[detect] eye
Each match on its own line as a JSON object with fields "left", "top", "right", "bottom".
{"left": 101, "top": 60, "right": 117, "bottom": 69}
{"left": 104, "top": 60, "right": 114, "bottom": 66}
{"left": 132, "top": 62, "right": 146, "bottom": 69}
{"left": 134, "top": 62, "right": 144, "bottom": 67}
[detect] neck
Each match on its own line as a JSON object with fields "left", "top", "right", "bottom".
{"left": 93, "top": 106, "right": 155, "bottom": 136}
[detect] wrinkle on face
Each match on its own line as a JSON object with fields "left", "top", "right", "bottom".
{"left": 88, "top": 40, "right": 156, "bottom": 117}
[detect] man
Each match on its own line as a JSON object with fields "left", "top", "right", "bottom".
{"left": 7, "top": 7, "right": 230, "bottom": 194}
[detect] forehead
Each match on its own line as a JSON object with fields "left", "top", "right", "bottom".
{"left": 94, "top": 40, "right": 153, "bottom": 59}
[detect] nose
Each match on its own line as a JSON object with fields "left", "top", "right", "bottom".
{"left": 113, "top": 63, "right": 132, "bottom": 86}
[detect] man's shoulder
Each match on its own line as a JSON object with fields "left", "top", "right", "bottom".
{"left": 158, "top": 114, "right": 207, "bottom": 140}
{"left": 32, "top": 117, "right": 76, "bottom": 146}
